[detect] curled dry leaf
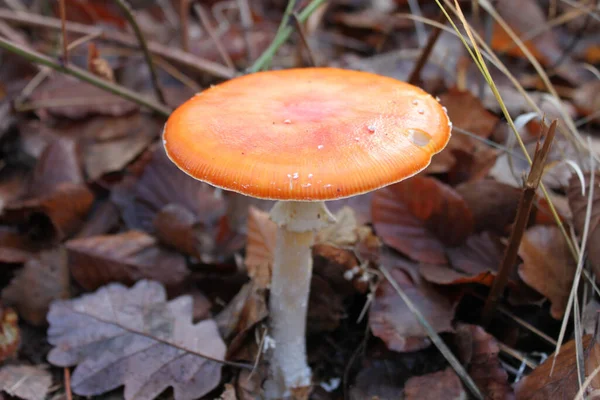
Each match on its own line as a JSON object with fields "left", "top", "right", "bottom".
{"left": 568, "top": 172, "right": 600, "bottom": 277}
{"left": 0, "top": 365, "right": 52, "bottom": 400}
{"left": 153, "top": 203, "right": 202, "bottom": 259}
{"left": 66, "top": 230, "right": 189, "bottom": 291}
{"left": 456, "top": 180, "right": 522, "bottom": 234}
{"left": 2, "top": 248, "right": 70, "bottom": 326}
{"left": 420, "top": 232, "right": 504, "bottom": 287}
{"left": 454, "top": 324, "right": 515, "bottom": 400}
{"left": 515, "top": 335, "right": 599, "bottom": 399}
{"left": 404, "top": 368, "right": 466, "bottom": 400}
{"left": 370, "top": 255, "right": 457, "bottom": 352}
{"left": 244, "top": 206, "right": 276, "bottom": 289}
{"left": 31, "top": 74, "right": 138, "bottom": 119}
{"left": 372, "top": 176, "right": 474, "bottom": 264}
{"left": 518, "top": 225, "right": 575, "bottom": 319}
{"left": 47, "top": 280, "right": 226, "bottom": 400}
{"left": 30, "top": 138, "right": 83, "bottom": 197}
{"left": 0, "top": 305, "right": 19, "bottom": 362}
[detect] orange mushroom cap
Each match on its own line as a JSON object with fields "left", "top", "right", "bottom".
{"left": 163, "top": 67, "right": 451, "bottom": 201}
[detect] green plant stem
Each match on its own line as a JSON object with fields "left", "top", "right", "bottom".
{"left": 112, "top": 0, "right": 166, "bottom": 105}
{"left": 0, "top": 36, "right": 172, "bottom": 117}
{"left": 248, "top": 0, "right": 327, "bottom": 73}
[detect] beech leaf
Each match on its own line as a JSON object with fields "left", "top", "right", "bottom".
{"left": 0, "top": 305, "right": 19, "bottom": 362}
{"left": 372, "top": 176, "right": 473, "bottom": 264}
{"left": 404, "top": 368, "right": 466, "bottom": 400}
{"left": 47, "top": 280, "right": 226, "bottom": 400}
{"left": 0, "top": 365, "right": 52, "bottom": 400}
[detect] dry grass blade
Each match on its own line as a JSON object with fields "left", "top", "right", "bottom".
{"left": 194, "top": 4, "right": 235, "bottom": 70}
{"left": 574, "top": 362, "right": 600, "bottom": 400}
{"left": 379, "top": 265, "right": 484, "bottom": 400}
{"left": 553, "top": 140, "right": 596, "bottom": 374}
{"left": 58, "top": 0, "right": 68, "bottom": 64}
{"left": 482, "top": 120, "right": 557, "bottom": 326}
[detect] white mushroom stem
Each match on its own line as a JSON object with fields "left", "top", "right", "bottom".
{"left": 265, "top": 200, "right": 335, "bottom": 399}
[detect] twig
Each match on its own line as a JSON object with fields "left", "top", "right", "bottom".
{"left": 0, "top": 9, "right": 236, "bottom": 79}
{"left": 236, "top": 0, "right": 255, "bottom": 62}
{"left": 194, "top": 3, "right": 235, "bottom": 70}
{"left": 0, "top": 36, "right": 172, "bottom": 116}
{"left": 407, "top": 0, "right": 427, "bottom": 46}
{"left": 64, "top": 368, "right": 72, "bottom": 400}
{"left": 379, "top": 264, "right": 484, "bottom": 400}
{"left": 112, "top": 0, "right": 166, "bottom": 104}
{"left": 481, "top": 120, "right": 557, "bottom": 327}
{"left": 58, "top": 0, "right": 68, "bottom": 64}
{"left": 180, "top": 0, "right": 189, "bottom": 51}
{"left": 292, "top": 12, "right": 316, "bottom": 67}
{"left": 407, "top": 12, "right": 445, "bottom": 85}
{"left": 248, "top": 0, "right": 327, "bottom": 73}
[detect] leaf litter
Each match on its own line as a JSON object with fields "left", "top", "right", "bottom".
{"left": 0, "top": 0, "right": 599, "bottom": 399}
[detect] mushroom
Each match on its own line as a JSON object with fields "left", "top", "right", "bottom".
{"left": 162, "top": 67, "right": 451, "bottom": 399}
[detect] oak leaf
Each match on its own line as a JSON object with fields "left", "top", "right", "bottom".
{"left": 47, "top": 280, "right": 226, "bottom": 400}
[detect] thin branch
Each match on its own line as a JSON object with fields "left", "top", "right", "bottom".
{"left": 0, "top": 36, "right": 172, "bottom": 117}
{"left": 0, "top": 9, "right": 235, "bottom": 79}
{"left": 248, "top": 0, "right": 327, "bottom": 73}
{"left": 194, "top": 3, "right": 235, "bottom": 70}
{"left": 481, "top": 120, "right": 557, "bottom": 326}
{"left": 292, "top": 12, "right": 316, "bottom": 67}
{"left": 58, "top": 0, "right": 68, "bottom": 64}
{"left": 408, "top": 12, "right": 445, "bottom": 85}
{"left": 112, "top": 0, "right": 166, "bottom": 104}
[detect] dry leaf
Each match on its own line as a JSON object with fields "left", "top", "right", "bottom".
{"left": 439, "top": 88, "right": 499, "bottom": 138}
{"left": 153, "top": 203, "right": 202, "bottom": 258}
{"left": 568, "top": 172, "right": 600, "bottom": 277}
{"left": 220, "top": 384, "right": 238, "bottom": 400}
{"left": 31, "top": 75, "right": 138, "bottom": 119}
{"left": 313, "top": 244, "right": 364, "bottom": 296}
{"left": 518, "top": 225, "right": 575, "bottom": 319}
{"left": 404, "top": 368, "right": 466, "bottom": 400}
{"left": 315, "top": 206, "right": 359, "bottom": 246}
{"left": 0, "top": 305, "right": 18, "bottom": 362}
{"left": 349, "top": 357, "right": 405, "bottom": 400}
{"left": 372, "top": 176, "right": 474, "bottom": 264}
{"left": 370, "top": 255, "right": 457, "bottom": 352}
{"left": 244, "top": 206, "right": 276, "bottom": 289}
{"left": 0, "top": 365, "right": 52, "bottom": 400}
{"left": 2, "top": 248, "right": 70, "bottom": 325}
{"left": 420, "top": 232, "right": 505, "bottom": 287}
{"left": 456, "top": 180, "right": 522, "bottom": 234}
{"left": 454, "top": 324, "right": 514, "bottom": 400}
{"left": 66, "top": 230, "right": 189, "bottom": 291}
{"left": 215, "top": 281, "right": 268, "bottom": 342}
{"left": 30, "top": 138, "right": 83, "bottom": 197}
{"left": 47, "top": 280, "right": 226, "bottom": 400}
{"left": 515, "top": 335, "right": 599, "bottom": 399}
{"left": 307, "top": 275, "right": 344, "bottom": 334}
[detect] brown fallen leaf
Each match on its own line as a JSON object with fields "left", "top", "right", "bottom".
{"left": 370, "top": 254, "right": 457, "bottom": 352}
{"left": 349, "top": 357, "right": 405, "bottom": 400}
{"left": 153, "top": 203, "right": 202, "bottom": 259}
{"left": 47, "top": 280, "right": 226, "bottom": 400}
{"left": 29, "top": 138, "right": 83, "bottom": 196}
{"left": 372, "top": 176, "right": 474, "bottom": 264}
{"left": 0, "top": 305, "right": 18, "bottom": 362}
{"left": 420, "top": 232, "right": 505, "bottom": 287}
{"left": 315, "top": 206, "right": 360, "bottom": 247}
{"left": 313, "top": 243, "right": 364, "bottom": 296}
{"left": 515, "top": 335, "right": 599, "bottom": 399}
{"left": 2, "top": 248, "right": 70, "bottom": 326}
{"left": 215, "top": 281, "right": 268, "bottom": 343}
{"left": 3, "top": 182, "right": 95, "bottom": 241}
{"left": 456, "top": 180, "right": 522, "bottom": 234}
{"left": 0, "top": 365, "right": 52, "bottom": 400}
{"left": 307, "top": 275, "right": 344, "bottom": 334}
{"left": 66, "top": 230, "right": 189, "bottom": 291}
{"left": 518, "top": 225, "right": 575, "bottom": 319}
{"left": 244, "top": 206, "right": 276, "bottom": 289}
{"left": 31, "top": 74, "right": 138, "bottom": 119}
{"left": 404, "top": 368, "right": 466, "bottom": 400}
{"left": 80, "top": 114, "right": 159, "bottom": 181}
{"left": 439, "top": 88, "right": 499, "bottom": 138}
{"left": 454, "top": 324, "right": 515, "bottom": 400}
{"left": 568, "top": 172, "right": 600, "bottom": 277}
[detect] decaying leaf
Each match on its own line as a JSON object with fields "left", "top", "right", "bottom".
{"left": 47, "top": 280, "right": 226, "bottom": 400}
{"left": 66, "top": 230, "right": 189, "bottom": 291}
{"left": 153, "top": 203, "right": 202, "bottom": 259}
{"left": 244, "top": 206, "right": 276, "bottom": 289}
{"left": 0, "top": 305, "right": 18, "bottom": 362}
{"left": 454, "top": 324, "right": 515, "bottom": 400}
{"left": 420, "top": 232, "right": 505, "bottom": 287}
{"left": 372, "top": 176, "right": 474, "bottom": 264}
{"left": 0, "top": 365, "right": 52, "bottom": 400}
{"left": 439, "top": 89, "right": 499, "bottom": 138}
{"left": 518, "top": 225, "right": 575, "bottom": 319}
{"left": 216, "top": 281, "right": 268, "bottom": 342}
{"left": 370, "top": 255, "right": 457, "bottom": 352}
{"left": 313, "top": 243, "right": 365, "bottom": 296}
{"left": 315, "top": 206, "right": 359, "bottom": 246}
{"left": 515, "top": 335, "right": 599, "bottom": 399}
{"left": 404, "top": 368, "right": 466, "bottom": 400}
{"left": 568, "top": 172, "right": 600, "bottom": 277}
{"left": 2, "top": 248, "right": 70, "bottom": 325}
